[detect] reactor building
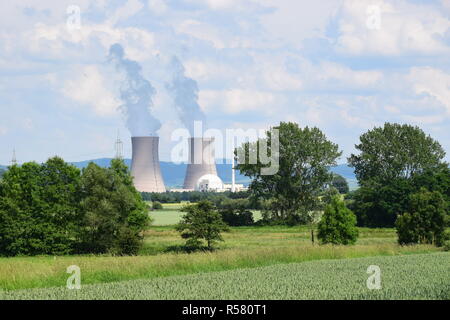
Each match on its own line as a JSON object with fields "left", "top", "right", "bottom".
{"left": 183, "top": 137, "right": 223, "bottom": 190}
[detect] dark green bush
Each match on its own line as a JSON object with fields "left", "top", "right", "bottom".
{"left": 396, "top": 189, "right": 447, "bottom": 246}
{"left": 317, "top": 196, "right": 358, "bottom": 245}
{"left": 152, "top": 201, "right": 163, "bottom": 210}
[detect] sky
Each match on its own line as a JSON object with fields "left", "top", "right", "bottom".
{"left": 0, "top": 0, "right": 449, "bottom": 164}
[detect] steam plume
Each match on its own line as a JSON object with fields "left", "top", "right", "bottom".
{"left": 166, "top": 56, "right": 206, "bottom": 136}
{"left": 108, "top": 43, "right": 161, "bottom": 136}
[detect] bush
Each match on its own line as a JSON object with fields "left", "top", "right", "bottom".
{"left": 152, "top": 201, "right": 163, "bottom": 210}
{"left": 114, "top": 227, "right": 142, "bottom": 256}
{"left": 176, "top": 201, "right": 229, "bottom": 250}
{"left": 217, "top": 199, "right": 254, "bottom": 226}
{"left": 317, "top": 196, "right": 358, "bottom": 245}
{"left": 395, "top": 189, "right": 447, "bottom": 246}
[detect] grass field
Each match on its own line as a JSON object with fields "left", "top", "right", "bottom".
{"left": 0, "top": 203, "right": 447, "bottom": 299}
{"left": 148, "top": 202, "right": 262, "bottom": 226}
{"left": 0, "top": 225, "right": 439, "bottom": 291}
{"left": 2, "top": 253, "right": 448, "bottom": 300}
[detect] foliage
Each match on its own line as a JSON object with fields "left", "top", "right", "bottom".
{"left": 0, "top": 158, "right": 148, "bottom": 256}
{"left": 236, "top": 122, "right": 341, "bottom": 224}
{"left": 77, "top": 159, "right": 150, "bottom": 255}
{"left": 216, "top": 199, "right": 254, "bottom": 226}
{"left": 176, "top": 201, "right": 229, "bottom": 250}
{"left": 348, "top": 122, "right": 446, "bottom": 185}
{"left": 317, "top": 196, "right": 358, "bottom": 245}
{"left": 331, "top": 173, "right": 349, "bottom": 194}
{"left": 0, "top": 158, "right": 82, "bottom": 256}
{"left": 395, "top": 189, "right": 447, "bottom": 246}
{"left": 348, "top": 166, "right": 449, "bottom": 227}
{"left": 2, "top": 253, "right": 448, "bottom": 300}
{"left": 152, "top": 201, "right": 163, "bottom": 210}
{"left": 141, "top": 190, "right": 251, "bottom": 204}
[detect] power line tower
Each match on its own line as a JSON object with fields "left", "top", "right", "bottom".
{"left": 11, "top": 148, "right": 17, "bottom": 166}
{"left": 115, "top": 130, "right": 123, "bottom": 159}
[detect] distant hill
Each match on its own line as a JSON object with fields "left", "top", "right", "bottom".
{"left": 1, "top": 159, "right": 357, "bottom": 189}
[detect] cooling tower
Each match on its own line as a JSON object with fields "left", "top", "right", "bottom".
{"left": 183, "top": 137, "right": 218, "bottom": 189}
{"left": 131, "top": 136, "right": 166, "bottom": 193}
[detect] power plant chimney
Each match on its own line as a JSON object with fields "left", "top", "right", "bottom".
{"left": 183, "top": 137, "right": 218, "bottom": 189}
{"left": 130, "top": 136, "right": 166, "bottom": 193}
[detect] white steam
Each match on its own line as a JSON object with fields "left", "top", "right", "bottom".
{"left": 108, "top": 43, "right": 161, "bottom": 137}
{"left": 166, "top": 56, "right": 206, "bottom": 136}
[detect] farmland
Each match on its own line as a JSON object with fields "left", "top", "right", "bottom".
{"left": 2, "top": 253, "right": 448, "bottom": 300}
{"left": 0, "top": 203, "right": 447, "bottom": 299}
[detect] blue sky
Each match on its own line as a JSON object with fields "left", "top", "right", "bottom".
{"left": 1, "top": 0, "right": 449, "bottom": 164}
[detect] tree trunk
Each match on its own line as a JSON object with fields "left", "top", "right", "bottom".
{"left": 311, "top": 228, "right": 315, "bottom": 244}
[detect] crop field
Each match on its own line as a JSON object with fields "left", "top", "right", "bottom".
{"left": 2, "top": 253, "right": 448, "bottom": 300}
{"left": 0, "top": 229, "right": 438, "bottom": 291}
{"left": 0, "top": 205, "right": 446, "bottom": 299}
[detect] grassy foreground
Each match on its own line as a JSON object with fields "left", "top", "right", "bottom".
{"left": 0, "top": 242, "right": 437, "bottom": 291}
{"left": 2, "top": 253, "right": 448, "bottom": 300}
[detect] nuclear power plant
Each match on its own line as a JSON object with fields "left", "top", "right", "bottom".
{"left": 128, "top": 135, "right": 243, "bottom": 193}
{"left": 130, "top": 136, "right": 166, "bottom": 193}
{"left": 183, "top": 137, "right": 221, "bottom": 190}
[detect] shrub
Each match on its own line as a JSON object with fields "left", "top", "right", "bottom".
{"left": 114, "top": 227, "right": 142, "bottom": 256}
{"left": 317, "top": 196, "right": 358, "bottom": 245}
{"left": 217, "top": 199, "right": 254, "bottom": 226}
{"left": 176, "top": 201, "right": 229, "bottom": 250}
{"left": 396, "top": 189, "right": 447, "bottom": 246}
{"left": 152, "top": 201, "right": 163, "bottom": 210}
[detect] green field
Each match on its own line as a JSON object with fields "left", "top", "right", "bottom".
{"left": 2, "top": 253, "right": 448, "bottom": 300}
{"left": 149, "top": 202, "right": 262, "bottom": 226}
{"left": 0, "top": 203, "right": 447, "bottom": 299}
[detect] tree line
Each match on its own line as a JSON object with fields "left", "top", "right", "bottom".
{"left": 235, "top": 122, "right": 449, "bottom": 247}
{"left": 0, "top": 158, "right": 149, "bottom": 256}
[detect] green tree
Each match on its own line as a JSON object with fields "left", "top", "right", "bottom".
{"left": 396, "top": 189, "right": 447, "bottom": 246}
{"left": 235, "top": 122, "right": 342, "bottom": 225}
{"left": 0, "top": 158, "right": 81, "bottom": 256}
{"left": 78, "top": 159, "right": 149, "bottom": 255}
{"left": 348, "top": 123, "right": 447, "bottom": 227}
{"left": 176, "top": 201, "right": 229, "bottom": 250}
{"left": 331, "top": 174, "right": 349, "bottom": 194}
{"left": 348, "top": 123, "right": 445, "bottom": 185}
{"left": 317, "top": 196, "right": 358, "bottom": 245}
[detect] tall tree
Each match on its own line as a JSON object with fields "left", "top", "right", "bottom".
{"left": 347, "top": 123, "right": 448, "bottom": 227}
{"left": 0, "top": 158, "right": 81, "bottom": 256}
{"left": 348, "top": 123, "right": 446, "bottom": 186}
{"left": 235, "top": 122, "right": 342, "bottom": 225}
{"left": 78, "top": 159, "right": 149, "bottom": 255}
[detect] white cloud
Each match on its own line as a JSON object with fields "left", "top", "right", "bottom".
{"left": 147, "top": 0, "right": 168, "bottom": 15}
{"left": 408, "top": 67, "right": 450, "bottom": 115}
{"left": 0, "top": 125, "right": 8, "bottom": 136}
{"left": 62, "top": 65, "right": 120, "bottom": 116}
{"left": 334, "top": 0, "right": 450, "bottom": 56}
{"left": 200, "top": 89, "right": 277, "bottom": 114}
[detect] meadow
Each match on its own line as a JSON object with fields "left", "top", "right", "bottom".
{"left": 0, "top": 203, "right": 447, "bottom": 299}
{"left": 2, "top": 253, "right": 448, "bottom": 299}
